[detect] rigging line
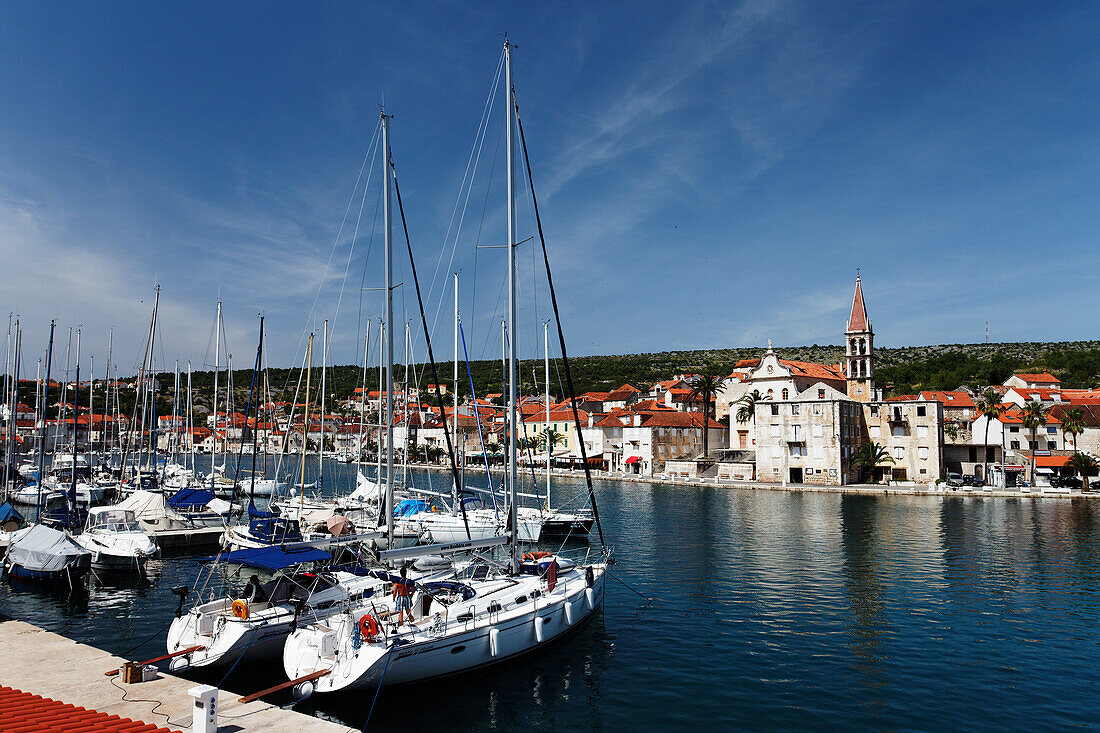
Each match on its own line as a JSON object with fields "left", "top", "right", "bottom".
{"left": 515, "top": 103, "right": 606, "bottom": 547}
{"left": 331, "top": 125, "right": 382, "bottom": 353}
{"left": 468, "top": 104, "right": 507, "bottom": 349}
{"left": 288, "top": 117, "right": 381, "bottom": 388}
{"left": 426, "top": 49, "right": 506, "bottom": 333}
{"left": 355, "top": 183, "right": 384, "bottom": 357}
{"left": 390, "top": 154, "right": 471, "bottom": 541}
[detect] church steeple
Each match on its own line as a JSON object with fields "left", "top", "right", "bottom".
{"left": 845, "top": 274, "right": 874, "bottom": 402}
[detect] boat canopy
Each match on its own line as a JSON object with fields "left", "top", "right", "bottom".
{"left": 167, "top": 488, "right": 216, "bottom": 511}
{"left": 4, "top": 524, "right": 90, "bottom": 573}
{"left": 0, "top": 502, "right": 24, "bottom": 525}
{"left": 219, "top": 546, "right": 331, "bottom": 572}
{"left": 394, "top": 499, "right": 428, "bottom": 518}
{"left": 247, "top": 517, "right": 303, "bottom": 544}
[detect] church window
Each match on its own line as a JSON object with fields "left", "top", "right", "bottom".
{"left": 818, "top": 389, "right": 826, "bottom": 399}
{"left": 767, "top": 389, "right": 774, "bottom": 400}
{"left": 771, "top": 404, "right": 779, "bottom": 416}
{"left": 917, "top": 406, "right": 927, "bottom": 417}
{"left": 791, "top": 404, "right": 800, "bottom": 415}
{"left": 782, "top": 388, "right": 789, "bottom": 400}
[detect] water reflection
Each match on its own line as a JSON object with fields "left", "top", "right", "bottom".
{"left": 839, "top": 496, "right": 889, "bottom": 706}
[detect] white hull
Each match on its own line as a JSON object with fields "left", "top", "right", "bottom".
{"left": 283, "top": 562, "right": 605, "bottom": 692}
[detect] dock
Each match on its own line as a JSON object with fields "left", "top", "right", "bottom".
{"left": 0, "top": 617, "right": 350, "bottom": 732}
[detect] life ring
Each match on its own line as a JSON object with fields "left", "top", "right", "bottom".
{"left": 522, "top": 551, "right": 552, "bottom": 562}
{"left": 359, "top": 613, "right": 380, "bottom": 642}
{"left": 231, "top": 599, "right": 250, "bottom": 620}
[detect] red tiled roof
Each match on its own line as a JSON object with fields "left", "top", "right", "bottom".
{"left": 639, "top": 412, "right": 724, "bottom": 429}
{"left": 0, "top": 685, "right": 179, "bottom": 733}
{"left": 780, "top": 360, "right": 846, "bottom": 381}
{"left": 885, "top": 395, "right": 918, "bottom": 402}
{"left": 523, "top": 409, "right": 588, "bottom": 424}
{"left": 1007, "top": 387, "right": 1061, "bottom": 401}
{"left": 920, "top": 391, "right": 976, "bottom": 409}
{"left": 1014, "top": 372, "right": 1060, "bottom": 384}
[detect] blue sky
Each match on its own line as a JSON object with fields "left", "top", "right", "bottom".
{"left": 1, "top": 2, "right": 1098, "bottom": 374}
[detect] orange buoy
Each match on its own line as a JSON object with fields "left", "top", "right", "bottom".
{"left": 231, "top": 599, "right": 249, "bottom": 620}
{"left": 359, "top": 613, "right": 380, "bottom": 642}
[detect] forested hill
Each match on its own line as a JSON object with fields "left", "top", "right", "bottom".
{"left": 167, "top": 340, "right": 1100, "bottom": 411}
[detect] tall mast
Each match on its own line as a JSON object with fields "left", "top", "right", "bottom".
{"left": 377, "top": 318, "right": 384, "bottom": 490}
{"left": 544, "top": 321, "right": 550, "bottom": 509}
{"left": 505, "top": 39, "right": 518, "bottom": 565}
{"left": 383, "top": 107, "right": 395, "bottom": 550}
{"left": 88, "top": 355, "right": 93, "bottom": 468}
{"left": 187, "top": 362, "right": 195, "bottom": 474}
{"left": 104, "top": 328, "right": 112, "bottom": 455}
{"left": 319, "top": 319, "right": 328, "bottom": 489}
{"left": 453, "top": 272, "right": 459, "bottom": 502}
{"left": 402, "top": 322, "right": 410, "bottom": 485}
{"left": 356, "top": 321, "right": 370, "bottom": 478}
{"left": 300, "top": 333, "right": 313, "bottom": 510}
{"left": 211, "top": 300, "right": 221, "bottom": 491}
{"left": 36, "top": 322, "right": 54, "bottom": 523}
{"left": 70, "top": 328, "right": 80, "bottom": 511}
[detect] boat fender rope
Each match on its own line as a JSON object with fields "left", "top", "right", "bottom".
{"left": 231, "top": 599, "right": 249, "bottom": 620}
{"left": 585, "top": 566, "right": 594, "bottom": 589}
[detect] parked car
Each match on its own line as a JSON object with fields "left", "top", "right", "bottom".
{"left": 946, "top": 472, "right": 964, "bottom": 488}
{"left": 1051, "top": 475, "right": 1082, "bottom": 490}
{"left": 962, "top": 475, "right": 985, "bottom": 488}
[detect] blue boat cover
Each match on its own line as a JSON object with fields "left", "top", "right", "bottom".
{"left": 0, "top": 502, "right": 24, "bottom": 524}
{"left": 394, "top": 499, "right": 428, "bottom": 518}
{"left": 247, "top": 499, "right": 278, "bottom": 519}
{"left": 167, "top": 488, "right": 215, "bottom": 511}
{"left": 247, "top": 517, "right": 303, "bottom": 544}
{"left": 219, "top": 546, "right": 331, "bottom": 572}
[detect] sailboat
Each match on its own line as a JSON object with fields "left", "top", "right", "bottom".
{"left": 3, "top": 322, "right": 93, "bottom": 585}
{"left": 282, "top": 49, "right": 608, "bottom": 694}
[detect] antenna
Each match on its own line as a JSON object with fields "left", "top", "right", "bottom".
{"left": 985, "top": 321, "right": 989, "bottom": 343}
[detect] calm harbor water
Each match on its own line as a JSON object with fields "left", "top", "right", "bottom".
{"left": 3, "top": 459, "right": 1100, "bottom": 730}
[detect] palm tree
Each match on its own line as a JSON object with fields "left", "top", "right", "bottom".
{"left": 1061, "top": 407, "right": 1084, "bottom": 452}
{"left": 1020, "top": 400, "right": 1048, "bottom": 487}
{"left": 851, "top": 441, "right": 895, "bottom": 484}
{"left": 1067, "top": 451, "right": 1098, "bottom": 492}
{"left": 689, "top": 375, "right": 723, "bottom": 458}
{"left": 426, "top": 445, "right": 445, "bottom": 464}
{"left": 735, "top": 389, "right": 766, "bottom": 426}
{"left": 536, "top": 427, "right": 566, "bottom": 452}
{"left": 977, "top": 389, "right": 1006, "bottom": 485}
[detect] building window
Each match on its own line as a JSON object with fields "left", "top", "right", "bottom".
{"left": 791, "top": 404, "right": 800, "bottom": 415}
{"left": 918, "top": 446, "right": 929, "bottom": 459}
{"left": 870, "top": 406, "right": 879, "bottom": 417}
{"left": 1009, "top": 426, "right": 1019, "bottom": 433}
{"left": 893, "top": 446, "right": 904, "bottom": 459}
{"left": 818, "top": 389, "right": 826, "bottom": 399}
{"left": 812, "top": 404, "right": 821, "bottom": 415}
{"left": 917, "top": 405, "right": 926, "bottom": 417}
{"left": 767, "top": 389, "right": 774, "bottom": 400}
{"left": 782, "top": 388, "right": 789, "bottom": 400}
{"left": 1047, "top": 441, "right": 1056, "bottom": 450}
{"left": 917, "top": 426, "right": 928, "bottom": 438}
{"left": 1029, "top": 441, "right": 1038, "bottom": 449}
{"left": 1046, "top": 427, "right": 1057, "bottom": 434}
{"left": 771, "top": 404, "right": 779, "bottom": 416}
{"left": 1010, "top": 440, "right": 1020, "bottom": 449}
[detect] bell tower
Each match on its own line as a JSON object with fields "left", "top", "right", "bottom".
{"left": 846, "top": 274, "right": 874, "bottom": 402}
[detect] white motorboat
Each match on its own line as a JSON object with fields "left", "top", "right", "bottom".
{"left": 74, "top": 506, "right": 159, "bottom": 572}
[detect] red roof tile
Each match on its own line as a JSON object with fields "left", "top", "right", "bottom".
{"left": 1013, "top": 372, "right": 1060, "bottom": 384}
{"left": 847, "top": 276, "right": 870, "bottom": 332}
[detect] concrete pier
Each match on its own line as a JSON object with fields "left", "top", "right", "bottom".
{"left": 0, "top": 617, "right": 350, "bottom": 732}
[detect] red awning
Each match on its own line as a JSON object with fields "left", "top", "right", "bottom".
{"left": 1035, "top": 455, "right": 1070, "bottom": 468}
{"left": 625, "top": 456, "right": 641, "bottom": 464}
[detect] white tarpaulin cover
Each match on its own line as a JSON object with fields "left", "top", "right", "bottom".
{"left": 115, "top": 490, "right": 189, "bottom": 525}
{"left": 5, "top": 524, "right": 89, "bottom": 572}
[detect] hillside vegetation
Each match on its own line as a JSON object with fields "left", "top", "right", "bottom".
{"left": 163, "top": 340, "right": 1100, "bottom": 412}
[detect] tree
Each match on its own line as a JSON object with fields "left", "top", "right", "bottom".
{"left": 1067, "top": 451, "right": 1098, "bottom": 492}
{"left": 536, "top": 428, "right": 566, "bottom": 453}
{"left": 426, "top": 445, "right": 446, "bottom": 464}
{"left": 735, "top": 389, "right": 766, "bottom": 427}
{"left": 689, "top": 375, "right": 723, "bottom": 458}
{"left": 1062, "top": 407, "right": 1084, "bottom": 451}
{"left": 851, "top": 441, "right": 895, "bottom": 483}
{"left": 977, "top": 389, "right": 1006, "bottom": 485}
{"left": 1019, "top": 400, "right": 1048, "bottom": 487}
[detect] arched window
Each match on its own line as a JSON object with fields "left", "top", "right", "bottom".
{"left": 767, "top": 389, "right": 774, "bottom": 400}
{"left": 781, "top": 388, "right": 789, "bottom": 400}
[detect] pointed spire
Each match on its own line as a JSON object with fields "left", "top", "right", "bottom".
{"left": 847, "top": 275, "right": 870, "bottom": 333}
